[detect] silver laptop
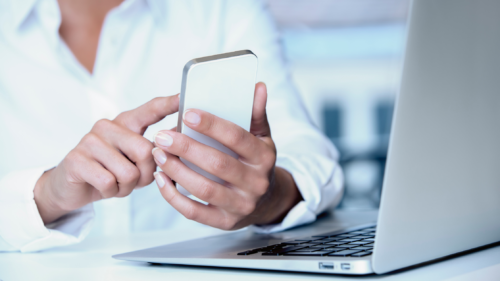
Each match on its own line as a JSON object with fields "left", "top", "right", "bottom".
{"left": 113, "top": 0, "right": 500, "bottom": 274}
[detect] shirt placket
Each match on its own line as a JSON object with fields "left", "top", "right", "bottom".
{"left": 90, "top": 0, "right": 146, "bottom": 236}
{"left": 36, "top": 0, "right": 139, "bottom": 236}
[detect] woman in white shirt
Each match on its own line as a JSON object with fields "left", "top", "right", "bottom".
{"left": 0, "top": 0, "right": 344, "bottom": 252}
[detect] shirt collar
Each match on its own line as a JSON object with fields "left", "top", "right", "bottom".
{"left": 4, "top": 0, "right": 166, "bottom": 31}
{"left": 145, "top": 0, "right": 166, "bottom": 26}
{"left": 5, "top": 0, "right": 39, "bottom": 31}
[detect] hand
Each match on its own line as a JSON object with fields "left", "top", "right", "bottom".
{"left": 152, "top": 83, "right": 302, "bottom": 230}
{"left": 34, "top": 95, "right": 180, "bottom": 224}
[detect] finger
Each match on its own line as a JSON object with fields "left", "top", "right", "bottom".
{"left": 250, "top": 82, "right": 271, "bottom": 138}
{"left": 152, "top": 148, "right": 240, "bottom": 209}
{"left": 92, "top": 120, "right": 155, "bottom": 187}
{"left": 69, "top": 152, "right": 118, "bottom": 199}
{"left": 153, "top": 130, "right": 247, "bottom": 185}
{"left": 153, "top": 170, "right": 235, "bottom": 230}
{"left": 114, "top": 94, "right": 180, "bottom": 135}
{"left": 181, "top": 108, "right": 264, "bottom": 162}
{"left": 82, "top": 134, "right": 140, "bottom": 198}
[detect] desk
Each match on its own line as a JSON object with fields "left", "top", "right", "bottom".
{"left": 1, "top": 210, "right": 499, "bottom": 281}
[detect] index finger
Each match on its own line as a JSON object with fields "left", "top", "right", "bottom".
{"left": 182, "top": 109, "right": 263, "bottom": 162}
{"left": 115, "top": 94, "right": 180, "bottom": 134}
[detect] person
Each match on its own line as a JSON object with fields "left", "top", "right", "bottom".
{"left": 0, "top": 0, "right": 344, "bottom": 252}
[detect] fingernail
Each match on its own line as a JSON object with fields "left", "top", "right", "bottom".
{"left": 155, "top": 131, "right": 173, "bottom": 147}
{"left": 152, "top": 147, "right": 167, "bottom": 164}
{"left": 154, "top": 171, "right": 165, "bottom": 188}
{"left": 184, "top": 110, "right": 200, "bottom": 125}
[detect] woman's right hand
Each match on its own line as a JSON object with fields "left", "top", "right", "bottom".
{"left": 33, "top": 95, "right": 179, "bottom": 224}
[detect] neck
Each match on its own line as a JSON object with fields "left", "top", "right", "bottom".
{"left": 57, "top": 0, "right": 124, "bottom": 73}
{"left": 58, "top": 0, "right": 124, "bottom": 22}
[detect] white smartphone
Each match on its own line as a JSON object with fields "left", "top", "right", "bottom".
{"left": 176, "top": 50, "right": 258, "bottom": 196}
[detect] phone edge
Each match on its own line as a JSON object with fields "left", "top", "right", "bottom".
{"left": 177, "top": 50, "right": 257, "bottom": 134}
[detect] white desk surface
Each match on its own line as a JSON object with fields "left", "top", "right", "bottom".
{"left": 1, "top": 210, "right": 499, "bottom": 281}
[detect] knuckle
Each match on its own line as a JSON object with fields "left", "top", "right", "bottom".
{"left": 93, "top": 118, "right": 113, "bottom": 132}
{"left": 66, "top": 149, "right": 84, "bottom": 164}
{"left": 209, "top": 155, "right": 230, "bottom": 173}
{"left": 183, "top": 205, "right": 199, "bottom": 221}
{"left": 134, "top": 139, "right": 154, "bottom": 162}
{"left": 204, "top": 114, "right": 216, "bottom": 132}
{"left": 261, "top": 149, "right": 277, "bottom": 166}
{"left": 240, "top": 201, "right": 256, "bottom": 216}
{"left": 120, "top": 166, "right": 140, "bottom": 184}
{"left": 178, "top": 136, "right": 191, "bottom": 155}
{"left": 165, "top": 188, "right": 177, "bottom": 202}
{"left": 198, "top": 180, "right": 216, "bottom": 201}
{"left": 168, "top": 158, "right": 182, "bottom": 175}
{"left": 151, "top": 97, "right": 163, "bottom": 110}
{"left": 81, "top": 133, "right": 101, "bottom": 146}
{"left": 100, "top": 175, "right": 116, "bottom": 194}
{"left": 137, "top": 171, "right": 155, "bottom": 187}
{"left": 254, "top": 178, "right": 270, "bottom": 196}
{"left": 221, "top": 216, "right": 237, "bottom": 231}
{"left": 115, "top": 188, "right": 133, "bottom": 198}
{"left": 226, "top": 128, "right": 245, "bottom": 147}
{"left": 114, "top": 112, "right": 126, "bottom": 122}
{"left": 114, "top": 111, "right": 134, "bottom": 129}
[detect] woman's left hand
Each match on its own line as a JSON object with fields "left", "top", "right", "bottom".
{"left": 152, "top": 82, "right": 302, "bottom": 230}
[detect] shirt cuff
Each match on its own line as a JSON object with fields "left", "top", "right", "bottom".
{"left": 251, "top": 153, "right": 344, "bottom": 234}
{"left": 0, "top": 167, "right": 94, "bottom": 252}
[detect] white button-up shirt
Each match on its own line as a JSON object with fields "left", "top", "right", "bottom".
{"left": 0, "top": 0, "right": 343, "bottom": 252}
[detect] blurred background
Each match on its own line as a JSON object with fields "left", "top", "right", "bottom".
{"left": 264, "top": 0, "right": 411, "bottom": 210}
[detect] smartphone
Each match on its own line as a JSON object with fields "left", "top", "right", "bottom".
{"left": 176, "top": 50, "right": 258, "bottom": 196}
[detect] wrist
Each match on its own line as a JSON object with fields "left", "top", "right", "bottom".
{"left": 34, "top": 169, "right": 69, "bottom": 224}
{"left": 255, "top": 167, "right": 302, "bottom": 225}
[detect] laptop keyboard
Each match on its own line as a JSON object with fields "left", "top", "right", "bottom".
{"left": 237, "top": 226, "right": 376, "bottom": 257}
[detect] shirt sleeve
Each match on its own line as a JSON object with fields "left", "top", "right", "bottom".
{"left": 0, "top": 167, "right": 94, "bottom": 252}
{"left": 220, "top": 0, "right": 345, "bottom": 233}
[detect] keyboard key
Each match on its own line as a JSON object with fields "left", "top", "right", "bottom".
{"left": 321, "top": 238, "right": 342, "bottom": 242}
{"left": 364, "top": 238, "right": 375, "bottom": 242}
{"left": 351, "top": 251, "right": 373, "bottom": 257}
{"left": 284, "top": 250, "right": 334, "bottom": 256}
{"left": 255, "top": 244, "right": 286, "bottom": 251}
{"left": 325, "top": 242, "right": 347, "bottom": 246}
{"left": 338, "top": 239, "right": 362, "bottom": 242}
{"left": 332, "top": 245, "right": 352, "bottom": 249}
{"left": 262, "top": 246, "right": 306, "bottom": 256}
{"left": 294, "top": 248, "right": 318, "bottom": 252}
{"left": 350, "top": 236, "right": 369, "bottom": 239}
{"left": 252, "top": 247, "right": 273, "bottom": 252}
{"left": 308, "top": 241, "right": 327, "bottom": 245}
{"left": 351, "top": 246, "right": 372, "bottom": 251}
{"left": 294, "top": 239, "right": 312, "bottom": 242}
{"left": 327, "top": 249, "right": 364, "bottom": 257}
{"left": 347, "top": 241, "right": 371, "bottom": 245}
{"left": 324, "top": 247, "right": 345, "bottom": 252}
{"left": 311, "top": 243, "right": 330, "bottom": 247}
{"left": 338, "top": 244, "right": 357, "bottom": 249}
{"left": 297, "top": 243, "right": 319, "bottom": 247}
{"left": 237, "top": 250, "right": 259, "bottom": 255}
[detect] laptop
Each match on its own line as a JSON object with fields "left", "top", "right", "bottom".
{"left": 113, "top": 0, "right": 500, "bottom": 274}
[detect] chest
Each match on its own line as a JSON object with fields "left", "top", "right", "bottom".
{"left": 0, "top": 11, "right": 224, "bottom": 172}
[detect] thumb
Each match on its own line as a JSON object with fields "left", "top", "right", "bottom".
{"left": 250, "top": 82, "right": 271, "bottom": 137}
